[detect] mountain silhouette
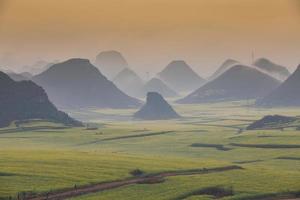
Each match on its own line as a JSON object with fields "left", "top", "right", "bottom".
{"left": 0, "top": 71, "right": 81, "bottom": 127}
{"left": 113, "top": 68, "right": 144, "bottom": 98}
{"left": 253, "top": 58, "right": 290, "bottom": 81}
{"left": 139, "top": 78, "right": 178, "bottom": 98}
{"left": 134, "top": 92, "right": 180, "bottom": 120}
{"left": 20, "top": 72, "right": 33, "bottom": 79}
{"left": 209, "top": 59, "right": 239, "bottom": 81}
{"left": 177, "top": 65, "right": 281, "bottom": 104}
{"left": 256, "top": 65, "right": 300, "bottom": 107}
{"left": 23, "top": 60, "right": 55, "bottom": 75}
{"left": 33, "top": 58, "right": 141, "bottom": 109}
{"left": 158, "top": 60, "right": 205, "bottom": 92}
{"left": 7, "top": 72, "right": 30, "bottom": 81}
{"left": 246, "top": 115, "right": 296, "bottom": 130}
{"left": 1, "top": 69, "right": 31, "bottom": 81}
{"left": 95, "top": 50, "right": 128, "bottom": 79}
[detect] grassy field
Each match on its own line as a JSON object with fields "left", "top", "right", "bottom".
{"left": 0, "top": 102, "right": 300, "bottom": 200}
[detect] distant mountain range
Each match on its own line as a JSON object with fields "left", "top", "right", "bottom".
{"left": 0, "top": 68, "right": 32, "bottom": 82}
{"left": 20, "top": 72, "right": 33, "bottom": 79}
{"left": 253, "top": 58, "right": 290, "bottom": 81}
{"left": 3, "top": 55, "right": 298, "bottom": 110}
{"left": 158, "top": 60, "right": 206, "bottom": 93}
{"left": 113, "top": 68, "right": 178, "bottom": 99}
{"left": 134, "top": 92, "right": 180, "bottom": 120}
{"left": 0, "top": 71, "right": 81, "bottom": 127}
{"left": 22, "top": 60, "right": 56, "bottom": 75}
{"left": 209, "top": 59, "right": 239, "bottom": 81}
{"left": 7, "top": 72, "right": 31, "bottom": 82}
{"left": 33, "top": 58, "right": 141, "bottom": 109}
{"left": 177, "top": 65, "right": 281, "bottom": 104}
{"left": 209, "top": 58, "right": 290, "bottom": 82}
{"left": 140, "top": 78, "right": 178, "bottom": 98}
{"left": 256, "top": 64, "right": 300, "bottom": 107}
{"left": 113, "top": 68, "right": 144, "bottom": 98}
{"left": 95, "top": 50, "right": 128, "bottom": 79}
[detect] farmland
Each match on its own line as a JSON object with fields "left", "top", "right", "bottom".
{"left": 0, "top": 102, "right": 300, "bottom": 200}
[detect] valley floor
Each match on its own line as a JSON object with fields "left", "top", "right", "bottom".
{"left": 0, "top": 102, "right": 300, "bottom": 200}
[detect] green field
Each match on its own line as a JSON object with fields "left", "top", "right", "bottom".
{"left": 0, "top": 102, "right": 300, "bottom": 200}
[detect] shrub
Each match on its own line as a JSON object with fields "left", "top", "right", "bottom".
{"left": 130, "top": 169, "right": 144, "bottom": 177}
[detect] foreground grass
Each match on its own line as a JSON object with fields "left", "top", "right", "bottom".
{"left": 70, "top": 168, "right": 300, "bottom": 200}
{"left": 0, "top": 102, "right": 300, "bottom": 199}
{"left": 0, "top": 150, "right": 224, "bottom": 199}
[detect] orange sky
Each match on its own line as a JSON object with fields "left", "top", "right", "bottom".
{"left": 0, "top": 0, "right": 299, "bottom": 77}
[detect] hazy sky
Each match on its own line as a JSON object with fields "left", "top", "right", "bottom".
{"left": 0, "top": 0, "right": 299, "bottom": 77}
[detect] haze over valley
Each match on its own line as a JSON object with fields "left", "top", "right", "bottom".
{"left": 0, "top": 1, "right": 300, "bottom": 200}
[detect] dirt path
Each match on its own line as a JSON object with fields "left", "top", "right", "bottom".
{"left": 77, "top": 131, "right": 175, "bottom": 146}
{"left": 25, "top": 166, "right": 242, "bottom": 200}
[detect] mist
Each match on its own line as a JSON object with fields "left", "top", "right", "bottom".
{"left": 1, "top": 2, "right": 300, "bottom": 199}
{"left": 0, "top": 0, "right": 299, "bottom": 78}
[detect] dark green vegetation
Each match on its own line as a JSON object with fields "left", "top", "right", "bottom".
{"left": 129, "top": 169, "right": 145, "bottom": 177}
{"left": 0, "top": 72, "right": 81, "bottom": 128}
{"left": 230, "top": 143, "right": 300, "bottom": 149}
{"left": 79, "top": 131, "right": 175, "bottom": 145}
{"left": 172, "top": 186, "right": 234, "bottom": 200}
{"left": 0, "top": 102, "right": 300, "bottom": 200}
{"left": 190, "top": 143, "right": 231, "bottom": 151}
{"left": 233, "top": 160, "right": 264, "bottom": 164}
{"left": 0, "top": 172, "right": 16, "bottom": 176}
{"left": 276, "top": 156, "right": 300, "bottom": 161}
{"left": 234, "top": 191, "right": 300, "bottom": 200}
{"left": 24, "top": 166, "right": 241, "bottom": 200}
{"left": 0, "top": 120, "right": 69, "bottom": 134}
